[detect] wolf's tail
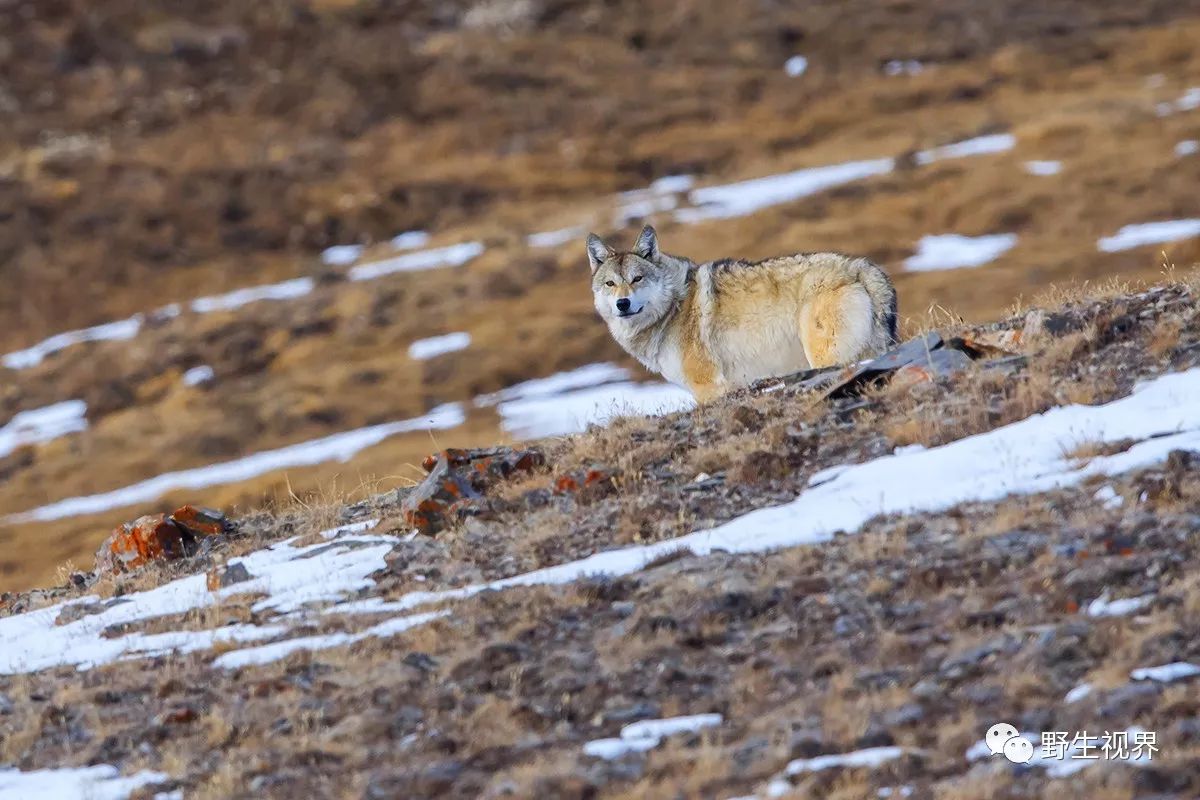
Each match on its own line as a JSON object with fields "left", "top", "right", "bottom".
{"left": 883, "top": 289, "right": 899, "bottom": 344}
{"left": 856, "top": 259, "right": 899, "bottom": 345}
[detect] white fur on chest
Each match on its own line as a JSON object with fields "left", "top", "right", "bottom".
{"left": 652, "top": 340, "right": 689, "bottom": 387}
{"left": 608, "top": 321, "right": 690, "bottom": 388}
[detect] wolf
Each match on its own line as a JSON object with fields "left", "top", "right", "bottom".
{"left": 586, "top": 225, "right": 898, "bottom": 401}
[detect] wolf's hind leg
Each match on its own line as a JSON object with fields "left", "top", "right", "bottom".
{"left": 799, "top": 284, "right": 876, "bottom": 368}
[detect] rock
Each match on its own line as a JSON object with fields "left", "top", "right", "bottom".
{"left": 54, "top": 600, "right": 109, "bottom": 625}
{"left": 878, "top": 704, "right": 925, "bottom": 728}
{"left": 156, "top": 705, "right": 198, "bottom": 725}
{"left": 403, "top": 652, "right": 439, "bottom": 673}
{"left": 1023, "top": 308, "right": 1084, "bottom": 339}
{"left": 365, "top": 761, "right": 464, "bottom": 799}
{"left": 890, "top": 347, "right": 974, "bottom": 388}
{"left": 1098, "top": 682, "right": 1161, "bottom": 718}
{"left": 135, "top": 21, "right": 247, "bottom": 61}
{"left": 948, "top": 333, "right": 1021, "bottom": 357}
{"left": 772, "top": 328, "right": 1024, "bottom": 400}
{"left": 403, "top": 447, "right": 545, "bottom": 535}
{"left": 0, "top": 693, "right": 13, "bottom": 715}
{"left": 939, "top": 635, "right": 1017, "bottom": 679}
{"left": 610, "top": 601, "right": 636, "bottom": 618}
{"left": 95, "top": 505, "right": 230, "bottom": 575}
{"left": 961, "top": 683, "right": 1003, "bottom": 706}
{"left": 788, "top": 727, "right": 825, "bottom": 758}
{"left": 390, "top": 704, "right": 424, "bottom": 736}
{"left": 599, "top": 702, "right": 661, "bottom": 725}
{"left": 553, "top": 466, "right": 617, "bottom": 502}
{"left": 856, "top": 725, "right": 896, "bottom": 749}
{"left": 205, "top": 561, "right": 252, "bottom": 591}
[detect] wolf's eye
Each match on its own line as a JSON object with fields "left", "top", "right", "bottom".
{"left": 631, "top": 276, "right": 643, "bottom": 284}
{"left": 605, "top": 280, "right": 615, "bottom": 287}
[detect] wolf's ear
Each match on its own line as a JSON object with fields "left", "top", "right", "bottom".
{"left": 634, "top": 225, "right": 659, "bottom": 260}
{"left": 586, "top": 233, "right": 612, "bottom": 273}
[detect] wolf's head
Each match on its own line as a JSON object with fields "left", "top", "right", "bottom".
{"left": 586, "top": 225, "right": 690, "bottom": 332}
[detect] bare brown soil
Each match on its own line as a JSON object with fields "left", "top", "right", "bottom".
{"left": 2, "top": 0, "right": 1200, "bottom": 592}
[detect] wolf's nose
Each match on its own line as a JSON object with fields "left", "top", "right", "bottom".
{"left": 616, "top": 298, "right": 631, "bottom": 313}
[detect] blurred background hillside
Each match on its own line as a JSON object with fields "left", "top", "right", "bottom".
{"left": 2, "top": 0, "right": 1199, "bottom": 590}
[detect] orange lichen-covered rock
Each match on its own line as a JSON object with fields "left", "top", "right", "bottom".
{"left": 553, "top": 467, "right": 617, "bottom": 502}
{"left": 95, "top": 505, "right": 230, "bottom": 575}
{"left": 404, "top": 447, "right": 546, "bottom": 535}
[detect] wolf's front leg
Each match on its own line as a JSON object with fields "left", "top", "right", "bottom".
{"left": 688, "top": 379, "right": 728, "bottom": 403}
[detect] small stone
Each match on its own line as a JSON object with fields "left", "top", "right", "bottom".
{"left": 788, "top": 728, "right": 825, "bottom": 758}
{"left": 54, "top": 601, "right": 105, "bottom": 626}
{"left": 878, "top": 704, "right": 925, "bottom": 728}
{"left": 403, "top": 652, "right": 439, "bottom": 673}
{"left": 856, "top": 725, "right": 896, "bottom": 749}
{"left": 610, "top": 601, "right": 636, "bottom": 618}
{"left": 1098, "top": 683, "right": 1161, "bottom": 718}
{"left": 911, "top": 678, "right": 942, "bottom": 700}
{"left": 600, "top": 702, "right": 661, "bottom": 725}
{"left": 206, "top": 561, "right": 252, "bottom": 591}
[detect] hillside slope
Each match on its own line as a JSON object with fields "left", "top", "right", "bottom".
{"left": 3, "top": 0, "right": 1200, "bottom": 591}
{"left": 2, "top": 281, "right": 1200, "bottom": 799}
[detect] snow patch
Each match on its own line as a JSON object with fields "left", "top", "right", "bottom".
{"left": 348, "top": 242, "right": 484, "bottom": 281}
{"left": 676, "top": 158, "right": 894, "bottom": 223}
{"left": 784, "top": 55, "right": 808, "bottom": 77}
{"left": 1092, "top": 485, "right": 1123, "bottom": 509}
{"left": 884, "top": 60, "right": 924, "bottom": 76}
{"left": 785, "top": 746, "right": 905, "bottom": 774}
{"left": 2, "top": 315, "right": 143, "bottom": 370}
{"left": 182, "top": 365, "right": 214, "bottom": 387}
{"left": 5, "top": 404, "right": 464, "bottom": 523}
{"left": 915, "top": 133, "right": 1016, "bottom": 165}
{"left": 408, "top": 332, "right": 471, "bottom": 360}
{"left": 391, "top": 230, "right": 431, "bottom": 250}
{"left": 0, "top": 766, "right": 168, "bottom": 800}
{"left": 1064, "top": 683, "right": 1093, "bottom": 704}
{"left": 0, "top": 523, "right": 411, "bottom": 674}
{"left": 583, "top": 713, "right": 722, "bottom": 759}
{"left": 613, "top": 176, "right": 694, "bottom": 225}
{"left": 1086, "top": 592, "right": 1154, "bottom": 617}
{"left": 190, "top": 277, "right": 315, "bottom": 314}
{"left": 1097, "top": 219, "right": 1200, "bottom": 253}
{"left": 476, "top": 363, "right": 632, "bottom": 406}
{"left": 0, "top": 400, "right": 88, "bottom": 460}
{"left": 614, "top": 194, "right": 678, "bottom": 225}
{"left": 1156, "top": 87, "right": 1200, "bottom": 116}
{"left": 527, "top": 226, "right": 586, "bottom": 249}
{"left": 1176, "top": 140, "right": 1199, "bottom": 157}
{"left": 496, "top": 380, "right": 696, "bottom": 439}
{"left": 321, "top": 244, "right": 364, "bottom": 266}
{"left": 1131, "top": 662, "right": 1200, "bottom": 683}
{"left": 904, "top": 233, "right": 1017, "bottom": 271}
{"left": 1024, "top": 160, "right": 1062, "bottom": 176}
